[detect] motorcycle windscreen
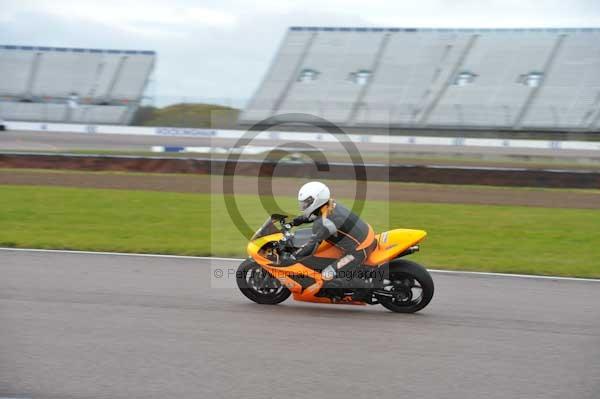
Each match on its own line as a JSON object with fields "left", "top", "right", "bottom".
{"left": 251, "top": 217, "right": 281, "bottom": 240}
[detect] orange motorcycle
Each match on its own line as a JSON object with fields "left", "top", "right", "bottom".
{"left": 236, "top": 214, "right": 434, "bottom": 313}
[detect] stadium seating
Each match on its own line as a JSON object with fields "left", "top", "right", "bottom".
{"left": 69, "top": 105, "right": 131, "bottom": 124}
{"left": 0, "top": 102, "right": 68, "bottom": 122}
{"left": 520, "top": 33, "right": 600, "bottom": 129}
{"left": 0, "top": 45, "right": 155, "bottom": 125}
{"left": 242, "top": 27, "right": 600, "bottom": 132}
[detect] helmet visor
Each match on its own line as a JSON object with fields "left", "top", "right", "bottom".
{"left": 299, "top": 196, "right": 314, "bottom": 211}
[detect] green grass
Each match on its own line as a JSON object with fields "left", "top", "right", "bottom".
{"left": 1, "top": 185, "right": 599, "bottom": 278}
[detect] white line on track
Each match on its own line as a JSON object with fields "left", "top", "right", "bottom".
{"left": 1, "top": 247, "right": 598, "bottom": 283}
{"left": 0, "top": 247, "right": 241, "bottom": 262}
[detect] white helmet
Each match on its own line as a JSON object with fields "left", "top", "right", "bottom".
{"left": 298, "top": 181, "right": 330, "bottom": 217}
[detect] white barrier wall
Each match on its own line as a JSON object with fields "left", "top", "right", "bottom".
{"left": 4, "top": 120, "right": 600, "bottom": 152}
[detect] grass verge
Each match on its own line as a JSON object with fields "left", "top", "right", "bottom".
{"left": 0, "top": 185, "right": 598, "bottom": 278}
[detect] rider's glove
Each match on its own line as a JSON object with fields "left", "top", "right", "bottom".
{"left": 292, "top": 215, "right": 308, "bottom": 226}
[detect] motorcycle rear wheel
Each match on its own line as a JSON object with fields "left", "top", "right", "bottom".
{"left": 378, "top": 259, "right": 434, "bottom": 313}
{"left": 236, "top": 259, "right": 291, "bottom": 305}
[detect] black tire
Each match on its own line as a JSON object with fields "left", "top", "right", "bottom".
{"left": 379, "top": 259, "right": 434, "bottom": 313}
{"left": 236, "top": 259, "right": 291, "bottom": 305}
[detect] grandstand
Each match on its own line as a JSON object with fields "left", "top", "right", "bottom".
{"left": 0, "top": 45, "right": 155, "bottom": 125}
{"left": 241, "top": 27, "right": 600, "bottom": 133}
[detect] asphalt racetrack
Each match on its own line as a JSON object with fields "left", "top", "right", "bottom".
{"left": 1, "top": 249, "right": 599, "bottom": 399}
{"left": 2, "top": 130, "right": 600, "bottom": 160}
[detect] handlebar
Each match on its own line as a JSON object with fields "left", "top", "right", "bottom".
{"left": 273, "top": 215, "right": 292, "bottom": 233}
{"left": 275, "top": 218, "right": 294, "bottom": 254}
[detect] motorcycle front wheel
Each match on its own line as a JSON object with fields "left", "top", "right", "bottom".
{"left": 236, "top": 259, "right": 291, "bottom": 305}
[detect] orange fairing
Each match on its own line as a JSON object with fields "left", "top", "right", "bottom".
{"left": 364, "top": 229, "right": 427, "bottom": 266}
{"left": 247, "top": 232, "right": 283, "bottom": 264}
{"left": 246, "top": 231, "right": 362, "bottom": 305}
{"left": 253, "top": 260, "right": 328, "bottom": 301}
{"left": 246, "top": 232, "right": 322, "bottom": 294}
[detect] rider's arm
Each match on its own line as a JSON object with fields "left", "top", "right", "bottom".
{"left": 293, "top": 217, "right": 337, "bottom": 258}
{"left": 292, "top": 213, "right": 317, "bottom": 226}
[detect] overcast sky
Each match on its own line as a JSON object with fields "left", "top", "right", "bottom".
{"left": 2, "top": 0, "right": 600, "bottom": 107}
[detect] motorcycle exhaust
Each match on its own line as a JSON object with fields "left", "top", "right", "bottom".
{"left": 399, "top": 245, "right": 420, "bottom": 257}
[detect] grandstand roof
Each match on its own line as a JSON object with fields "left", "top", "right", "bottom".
{"left": 0, "top": 44, "right": 155, "bottom": 55}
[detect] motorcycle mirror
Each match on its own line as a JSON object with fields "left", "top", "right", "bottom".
{"left": 271, "top": 213, "right": 288, "bottom": 224}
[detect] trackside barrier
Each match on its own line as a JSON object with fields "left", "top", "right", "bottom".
{"left": 1, "top": 152, "right": 599, "bottom": 189}
{"left": 4, "top": 120, "right": 600, "bottom": 152}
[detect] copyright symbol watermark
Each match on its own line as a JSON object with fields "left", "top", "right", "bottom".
{"left": 221, "top": 113, "right": 367, "bottom": 239}
{"left": 210, "top": 266, "right": 237, "bottom": 288}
